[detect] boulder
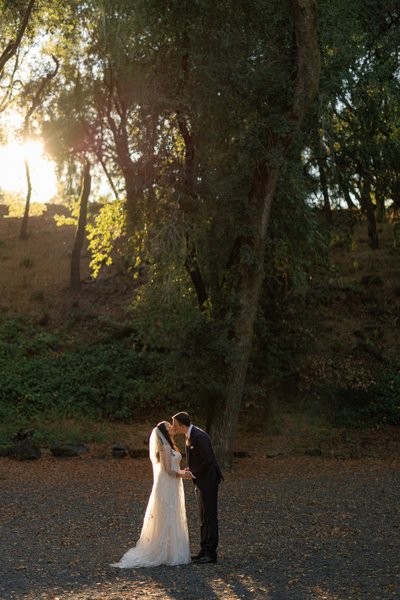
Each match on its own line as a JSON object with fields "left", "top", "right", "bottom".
{"left": 13, "top": 439, "right": 41, "bottom": 460}
{"left": 266, "top": 450, "right": 281, "bottom": 458}
{"left": 128, "top": 448, "right": 148, "bottom": 459}
{"left": 305, "top": 447, "right": 322, "bottom": 457}
{"left": 50, "top": 443, "right": 89, "bottom": 457}
{"left": 233, "top": 451, "right": 251, "bottom": 458}
{"left": 112, "top": 442, "right": 129, "bottom": 459}
{"left": 0, "top": 446, "right": 13, "bottom": 458}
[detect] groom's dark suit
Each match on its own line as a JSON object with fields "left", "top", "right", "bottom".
{"left": 186, "top": 425, "right": 223, "bottom": 559}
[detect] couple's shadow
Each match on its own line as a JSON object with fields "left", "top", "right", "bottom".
{"left": 117, "top": 556, "right": 268, "bottom": 600}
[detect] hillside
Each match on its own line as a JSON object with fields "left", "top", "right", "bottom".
{"left": 302, "top": 218, "right": 400, "bottom": 396}
{"left": 316, "top": 220, "right": 400, "bottom": 361}
{"left": 1, "top": 206, "right": 399, "bottom": 377}
{"left": 0, "top": 205, "right": 135, "bottom": 330}
{"left": 1, "top": 206, "right": 399, "bottom": 443}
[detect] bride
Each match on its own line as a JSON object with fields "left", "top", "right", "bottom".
{"left": 110, "top": 421, "right": 191, "bottom": 568}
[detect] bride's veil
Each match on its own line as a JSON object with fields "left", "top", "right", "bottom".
{"left": 149, "top": 426, "right": 171, "bottom": 467}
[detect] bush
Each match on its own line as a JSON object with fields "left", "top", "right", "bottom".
{"left": 303, "top": 359, "right": 400, "bottom": 428}
{"left": 0, "top": 312, "right": 220, "bottom": 443}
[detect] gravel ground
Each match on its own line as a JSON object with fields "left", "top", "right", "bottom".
{"left": 1, "top": 453, "right": 399, "bottom": 600}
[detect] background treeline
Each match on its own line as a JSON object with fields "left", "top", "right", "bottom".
{"left": 0, "top": 0, "right": 399, "bottom": 463}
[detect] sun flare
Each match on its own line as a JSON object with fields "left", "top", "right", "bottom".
{"left": 0, "top": 140, "right": 57, "bottom": 203}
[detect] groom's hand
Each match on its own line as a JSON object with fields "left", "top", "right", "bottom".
{"left": 178, "top": 469, "right": 193, "bottom": 479}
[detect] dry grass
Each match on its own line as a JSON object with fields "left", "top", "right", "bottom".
{"left": 0, "top": 205, "right": 134, "bottom": 327}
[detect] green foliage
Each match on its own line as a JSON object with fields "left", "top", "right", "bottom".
{"left": 0, "top": 0, "right": 399, "bottom": 445}
{"left": 1, "top": 191, "right": 46, "bottom": 218}
{"left": 0, "top": 318, "right": 144, "bottom": 420}
{"left": 309, "top": 0, "right": 400, "bottom": 219}
{"left": 0, "top": 313, "right": 221, "bottom": 443}
{"left": 248, "top": 170, "right": 331, "bottom": 394}
{"left": 53, "top": 195, "right": 80, "bottom": 227}
{"left": 318, "top": 370, "right": 400, "bottom": 429}
{"left": 131, "top": 264, "right": 225, "bottom": 412}
{"left": 301, "top": 354, "right": 400, "bottom": 428}
{"left": 86, "top": 199, "right": 127, "bottom": 277}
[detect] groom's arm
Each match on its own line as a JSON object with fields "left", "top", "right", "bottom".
{"left": 190, "top": 433, "right": 215, "bottom": 479}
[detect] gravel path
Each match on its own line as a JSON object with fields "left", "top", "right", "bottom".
{"left": 1, "top": 454, "right": 399, "bottom": 599}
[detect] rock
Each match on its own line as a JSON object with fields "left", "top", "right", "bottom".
{"left": 305, "top": 448, "right": 322, "bottom": 457}
{"left": 0, "top": 446, "right": 13, "bottom": 457}
{"left": 233, "top": 451, "right": 251, "bottom": 458}
{"left": 266, "top": 450, "right": 281, "bottom": 458}
{"left": 112, "top": 442, "right": 128, "bottom": 459}
{"left": 50, "top": 444, "right": 90, "bottom": 457}
{"left": 13, "top": 439, "right": 41, "bottom": 460}
{"left": 128, "top": 448, "right": 148, "bottom": 459}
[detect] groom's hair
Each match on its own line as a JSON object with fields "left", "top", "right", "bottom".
{"left": 172, "top": 412, "right": 191, "bottom": 427}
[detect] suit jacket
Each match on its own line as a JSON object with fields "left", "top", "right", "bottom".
{"left": 186, "top": 425, "right": 223, "bottom": 491}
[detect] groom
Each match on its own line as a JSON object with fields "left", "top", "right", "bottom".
{"left": 172, "top": 412, "right": 223, "bottom": 564}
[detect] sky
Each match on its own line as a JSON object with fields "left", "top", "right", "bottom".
{"left": 0, "top": 141, "right": 58, "bottom": 203}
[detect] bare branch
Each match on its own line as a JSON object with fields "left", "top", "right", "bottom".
{"left": 0, "top": 0, "right": 36, "bottom": 74}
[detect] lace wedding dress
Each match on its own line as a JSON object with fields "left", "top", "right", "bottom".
{"left": 110, "top": 428, "right": 190, "bottom": 568}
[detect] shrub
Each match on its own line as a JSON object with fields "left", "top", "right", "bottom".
{"left": 0, "top": 310, "right": 220, "bottom": 442}
{"left": 301, "top": 357, "right": 400, "bottom": 428}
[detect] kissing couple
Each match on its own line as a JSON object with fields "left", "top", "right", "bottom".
{"left": 111, "top": 412, "right": 223, "bottom": 567}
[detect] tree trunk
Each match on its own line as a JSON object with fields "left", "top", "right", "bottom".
{"left": 97, "top": 152, "right": 119, "bottom": 200}
{"left": 105, "top": 76, "right": 139, "bottom": 232}
{"left": 176, "top": 113, "right": 208, "bottom": 311}
{"left": 70, "top": 161, "right": 91, "bottom": 290}
{"left": 210, "top": 166, "right": 280, "bottom": 462}
{"left": 19, "top": 55, "right": 59, "bottom": 240}
{"left": 375, "top": 190, "right": 385, "bottom": 223}
{"left": 19, "top": 159, "right": 32, "bottom": 240}
{"left": 340, "top": 178, "right": 357, "bottom": 210}
{"left": 209, "top": 0, "right": 320, "bottom": 467}
{"left": 360, "top": 177, "right": 379, "bottom": 249}
{"left": 317, "top": 148, "right": 332, "bottom": 221}
{"left": 313, "top": 122, "right": 332, "bottom": 221}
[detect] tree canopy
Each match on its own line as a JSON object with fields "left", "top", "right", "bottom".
{"left": 0, "top": 0, "right": 400, "bottom": 465}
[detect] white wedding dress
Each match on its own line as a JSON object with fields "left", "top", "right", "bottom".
{"left": 111, "top": 428, "right": 190, "bottom": 568}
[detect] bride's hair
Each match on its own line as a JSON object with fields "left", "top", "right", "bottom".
{"left": 157, "top": 421, "right": 178, "bottom": 451}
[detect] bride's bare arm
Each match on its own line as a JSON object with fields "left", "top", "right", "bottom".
{"left": 159, "top": 444, "right": 182, "bottom": 478}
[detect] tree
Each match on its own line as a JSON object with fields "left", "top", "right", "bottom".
{"left": 0, "top": 0, "right": 36, "bottom": 74}
{"left": 206, "top": 0, "right": 320, "bottom": 465}
{"left": 0, "top": 0, "right": 38, "bottom": 116}
{"left": 70, "top": 160, "right": 91, "bottom": 290}
{"left": 20, "top": 55, "right": 59, "bottom": 239}
{"left": 306, "top": 0, "right": 400, "bottom": 241}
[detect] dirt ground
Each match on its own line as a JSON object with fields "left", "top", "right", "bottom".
{"left": 1, "top": 441, "right": 400, "bottom": 600}
{"left": 0, "top": 208, "right": 133, "bottom": 327}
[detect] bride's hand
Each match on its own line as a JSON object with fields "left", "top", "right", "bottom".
{"left": 178, "top": 469, "right": 191, "bottom": 479}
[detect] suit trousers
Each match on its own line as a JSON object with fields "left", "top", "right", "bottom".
{"left": 195, "top": 484, "right": 219, "bottom": 558}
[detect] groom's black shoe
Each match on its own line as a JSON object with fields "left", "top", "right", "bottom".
{"left": 191, "top": 551, "right": 205, "bottom": 560}
{"left": 193, "top": 555, "right": 217, "bottom": 564}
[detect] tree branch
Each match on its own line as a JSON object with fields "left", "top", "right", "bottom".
{"left": 0, "top": 0, "right": 36, "bottom": 74}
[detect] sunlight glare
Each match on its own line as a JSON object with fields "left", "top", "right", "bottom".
{"left": 0, "top": 140, "right": 57, "bottom": 203}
